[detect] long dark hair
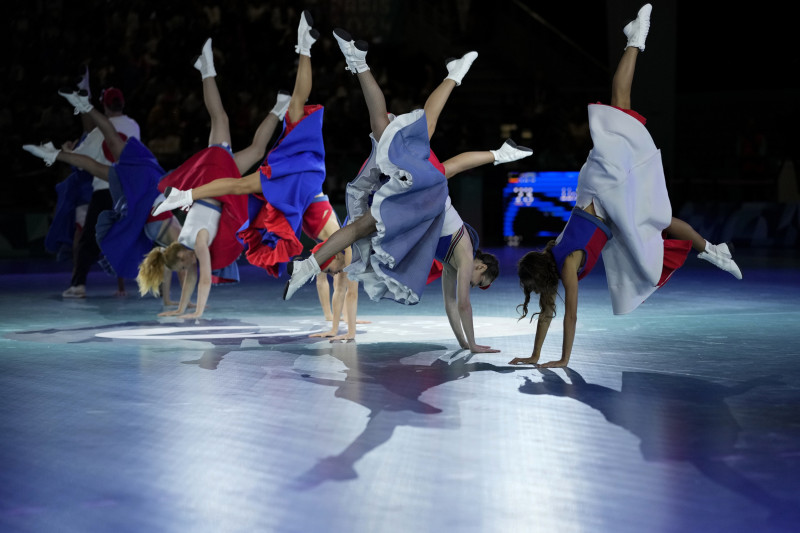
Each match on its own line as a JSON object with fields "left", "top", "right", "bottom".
{"left": 516, "top": 241, "right": 560, "bottom": 322}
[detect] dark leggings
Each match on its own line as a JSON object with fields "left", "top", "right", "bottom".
{"left": 70, "top": 189, "right": 112, "bottom": 286}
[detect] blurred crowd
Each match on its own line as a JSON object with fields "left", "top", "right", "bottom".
{"left": 7, "top": 1, "right": 792, "bottom": 250}
{"left": 6, "top": 1, "right": 606, "bottom": 219}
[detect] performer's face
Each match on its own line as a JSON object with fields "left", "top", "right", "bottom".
{"left": 470, "top": 260, "right": 492, "bottom": 289}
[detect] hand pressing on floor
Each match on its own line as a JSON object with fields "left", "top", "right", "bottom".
{"left": 469, "top": 344, "right": 500, "bottom": 354}
{"left": 536, "top": 357, "right": 569, "bottom": 368}
{"left": 509, "top": 355, "right": 539, "bottom": 366}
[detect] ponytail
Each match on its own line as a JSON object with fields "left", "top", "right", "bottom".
{"left": 137, "top": 242, "right": 185, "bottom": 297}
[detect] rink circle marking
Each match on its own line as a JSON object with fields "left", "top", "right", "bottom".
{"left": 96, "top": 325, "right": 325, "bottom": 341}
{"left": 94, "top": 316, "right": 528, "bottom": 343}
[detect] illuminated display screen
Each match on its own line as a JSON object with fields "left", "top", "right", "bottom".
{"left": 502, "top": 171, "right": 579, "bottom": 243}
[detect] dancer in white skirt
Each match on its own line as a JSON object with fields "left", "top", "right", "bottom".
{"left": 283, "top": 29, "right": 532, "bottom": 352}
{"left": 510, "top": 4, "right": 742, "bottom": 368}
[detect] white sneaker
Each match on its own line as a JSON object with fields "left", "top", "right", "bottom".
{"left": 698, "top": 242, "right": 743, "bottom": 280}
{"left": 623, "top": 3, "right": 652, "bottom": 51}
{"left": 491, "top": 139, "right": 533, "bottom": 166}
{"left": 295, "top": 10, "right": 320, "bottom": 57}
{"left": 62, "top": 285, "right": 86, "bottom": 298}
{"left": 445, "top": 51, "right": 478, "bottom": 86}
{"left": 193, "top": 38, "right": 216, "bottom": 79}
{"left": 152, "top": 188, "right": 194, "bottom": 216}
{"left": 333, "top": 28, "right": 370, "bottom": 74}
{"left": 271, "top": 90, "right": 292, "bottom": 120}
{"left": 283, "top": 256, "right": 321, "bottom": 300}
{"left": 58, "top": 88, "right": 93, "bottom": 114}
{"left": 23, "top": 142, "right": 61, "bottom": 167}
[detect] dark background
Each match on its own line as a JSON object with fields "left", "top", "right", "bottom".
{"left": 3, "top": 0, "right": 798, "bottom": 256}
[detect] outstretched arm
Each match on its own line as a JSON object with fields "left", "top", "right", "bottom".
{"left": 509, "top": 313, "right": 553, "bottom": 366}
{"left": 441, "top": 264, "right": 469, "bottom": 349}
{"left": 160, "top": 266, "right": 175, "bottom": 306}
{"left": 179, "top": 230, "right": 212, "bottom": 319}
{"left": 451, "top": 242, "right": 499, "bottom": 353}
{"left": 511, "top": 253, "right": 580, "bottom": 366}
{"left": 538, "top": 255, "right": 579, "bottom": 368}
{"left": 159, "top": 265, "right": 197, "bottom": 317}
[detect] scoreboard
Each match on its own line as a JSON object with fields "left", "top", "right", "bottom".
{"left": 502, "top": 171, "right": 579, "bottom": 245}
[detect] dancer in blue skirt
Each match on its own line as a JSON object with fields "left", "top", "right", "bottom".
{"left": 283, "top": 29, "right": 533, "bottom": 352}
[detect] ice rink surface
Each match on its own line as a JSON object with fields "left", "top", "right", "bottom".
{"left": 1, "top": 247, "right": 799, "bottom": 533}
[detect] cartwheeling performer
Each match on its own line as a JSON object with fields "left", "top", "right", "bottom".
{"left": 282, "top": 29, "right": 533, "bottom": 353}
{"left": 24, "top": 87, "right": 185, "bottom": 307}
{"left": 137, "top": 37, "right": 279, "bottom": 318}
{"left": 36, "top": 67, "right": 140, "bottom": 299}
{"left": 152, "top": 11, "right": 366, "bottom": 340}
{"left": 510, "top": 4, "right": 742, "bottom": 369}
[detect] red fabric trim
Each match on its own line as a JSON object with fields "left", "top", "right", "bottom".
{"left": 311, "top": 241, "right": 335, "bottom": 271}
{"left": 578, "top": 228, "right": 609, "bottom": 280}
{"left": 657, "top": 239, "right": 693, "bottom": 287}
{"left": 428, "top": 149, "right": 446, "bottom": 175}
{"left": 593, "top": 102, "right": 647, "bottom": 125}
{"left": 283, "top": 104, "right": 322, "bottom": 135}
{"left": 302, "top": 199, "right": 334, "bottom": 240}
{"left": 426, "top": 260, "right": 444, "bottom": 284}
{"left": 159, "top": 146, "right": 248, "bottom": 270}
{"left": 259, "top": 104, "right": 323, "bottom": 180}
{"left": 211, "top": 274, "right": 238, "bottom": 285}
{"left": 237, "top": 202, "right": 303, "bottom": 278}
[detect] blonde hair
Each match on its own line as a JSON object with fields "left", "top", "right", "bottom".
{"left": 516, "top": 241, "right": 560, "bottom": 322}
{"left": 136, "top": 242, "right": 186, "bottom": 297}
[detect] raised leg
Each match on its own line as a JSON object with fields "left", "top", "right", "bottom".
{"left": 442, "top": 139, "right": 533, "bottom": 178}
{"left": 333, "top": 28, "right": 389, "bottom": 139}
{"left": 424, "top": 52, "right": 477, "bottom": 139}
{"left": 666, "top": 217, "right": 743, "bottom": 279}
{"left": 612, "top": 3, "right": 652, "bottom": 109}
{"left": 610, "top": 46, "right": 639, "bottom": 110}
{"left": 283, "top": 213, "right": 378, "bottom": 300}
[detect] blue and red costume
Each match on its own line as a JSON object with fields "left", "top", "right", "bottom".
{"left": 158, "top": 145, "right": 248, "bottom": 283}
{"left": 237, "top": 104, "right": 327, "bottom": 278}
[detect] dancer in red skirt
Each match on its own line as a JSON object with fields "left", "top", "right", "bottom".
{"left": 137, "top": 37, "right": 285, "bottom": 318}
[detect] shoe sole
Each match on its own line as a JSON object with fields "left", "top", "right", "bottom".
{"left": 333, "top": 28, "right": 352, "bottom": 42}
{"left": 282, "top": 281, "right": 291, "bottom": 300}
